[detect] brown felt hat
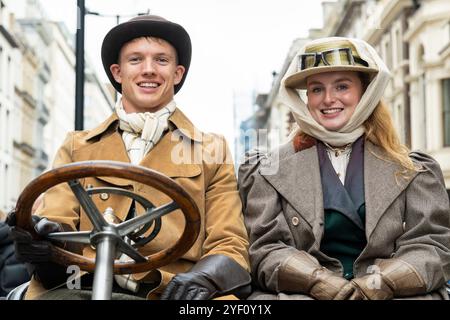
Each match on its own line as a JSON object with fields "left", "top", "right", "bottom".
{"left": 101, "top": 15, "right": 192, "bottom": 94}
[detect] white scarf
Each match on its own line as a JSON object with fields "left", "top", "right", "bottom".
{"left": 113, "top": 99, "right": 176, "bottom": 292}
{"left": 280, "top": 37, "right": 391, "bottom": 146}
{"left": 115, "top": 99, "right": 176, "bottom": 164}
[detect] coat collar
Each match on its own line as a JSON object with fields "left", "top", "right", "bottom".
{"left": 84, "top": 113, "right": 120, "bottom": 141}
{"left": 261, "top": 139, "right": 418, "bottom": 242}
{"left": 167, "top": 108, "right": 203, "bottom": 143}
{"left": 75, "top": 108, "right": 202, "bottom": 187}
{"left": 84, "top": 108, "right": 203, "bottom": 143}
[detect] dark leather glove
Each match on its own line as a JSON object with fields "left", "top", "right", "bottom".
{"left": 334, "top": 258, "right": 427, "bottom": 300}
{"left": 7, "top": 213, "right": 64, "bottom": 263}
{"left": 7, "top": 211, "right": 72, "bottom": 289}
{"left": 160, "top": 254, "right": 251, "bottom": 300}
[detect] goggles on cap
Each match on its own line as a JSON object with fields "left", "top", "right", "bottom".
{"left": 298, "top": 47, "right": 369, "bottom": 71}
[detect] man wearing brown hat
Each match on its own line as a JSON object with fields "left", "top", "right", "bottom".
{"left": 8, "top": 15, "right": 251, "bottom": 300}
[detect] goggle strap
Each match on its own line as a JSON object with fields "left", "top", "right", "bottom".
{"left": 354, "top": 56, "right": 369, "bottom": 67}
{"left": 314, "top": 54, "right": 322, "bottom": 67}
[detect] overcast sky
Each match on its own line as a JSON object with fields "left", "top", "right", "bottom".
{"left": 15, "top": 0, "right": 329, "bottom": 156}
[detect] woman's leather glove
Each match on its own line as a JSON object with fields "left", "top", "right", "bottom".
{"left": 278, "top": 250, "right": 349, "bottom": 300}
{"left": 334, "top": 258, "right": 427, "bottom": 300}
{"left": 160, "top": 254, "right": 251, "bottom": 300}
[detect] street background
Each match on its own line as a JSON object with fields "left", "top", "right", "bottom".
{"left": 1, "top": 0, "right": 449, "bottom": 213}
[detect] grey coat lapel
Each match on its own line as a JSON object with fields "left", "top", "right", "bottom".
{"left": 262, "top": 145, "right": 324, "bottom": 242}
{"left": 364, "top": 142, "right": 417, "bottom": 238}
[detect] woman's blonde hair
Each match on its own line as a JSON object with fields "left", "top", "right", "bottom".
{"left": 363, "top": 100, "right": 421, "bottom": 179}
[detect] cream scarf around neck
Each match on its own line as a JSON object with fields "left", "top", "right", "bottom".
{"left": 115, "top": 99, "right": 176, "bottom": 164}
{"left": 279, "top": 37, "right": 391, "bottom": 147}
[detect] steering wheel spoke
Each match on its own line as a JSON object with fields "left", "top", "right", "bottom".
{"left": 46, "top": 231, "right": 91, "bottom": 244}
{"left": 116, "top": 239, "right": 147, "bottom": 263}
{"left": 68, "top": 179, "right": 108, "bottom": 231}
{"left": 117, "top": 201, "right": 179, "bottom": 237}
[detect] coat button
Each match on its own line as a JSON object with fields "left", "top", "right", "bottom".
{"left": 291, "top": 216, "right": 299, "bottom": 226}
{"left": 100, "top": 193, "right": 109, "bottom": 201}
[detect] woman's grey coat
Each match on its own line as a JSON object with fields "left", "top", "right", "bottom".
{"left": 238, "top": 140, "right": 450, "bottom": 299}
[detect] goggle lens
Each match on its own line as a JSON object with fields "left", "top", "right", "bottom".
{"left": 298, "top": 47, "right": 366, "bottom": 71}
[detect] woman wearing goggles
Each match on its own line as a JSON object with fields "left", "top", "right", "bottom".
{"left": 238, "top": 37, "right": 450, "bottom": 300}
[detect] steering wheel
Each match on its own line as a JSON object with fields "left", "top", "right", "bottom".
{"left": 14, "top": 161, "right": 201, "bottom": 278}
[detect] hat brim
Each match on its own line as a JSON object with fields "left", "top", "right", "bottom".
{"left": 101, "top": 19, "right": 192, "bottom": 94}
{"left": 284, "top": 65, "right": 378, "bottom": 89}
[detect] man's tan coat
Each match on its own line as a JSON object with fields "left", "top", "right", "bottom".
{"left": 26, "top": 109, "right": 249, "bottom": 299}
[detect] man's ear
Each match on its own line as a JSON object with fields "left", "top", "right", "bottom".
{"left": 110, "top": 64, "right": 122, "bottom": 83}
{"left": 173, "top": 65, "right": 186, "bottom": 85}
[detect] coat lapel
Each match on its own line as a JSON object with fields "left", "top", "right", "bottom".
{"left": 364, "top": 142, "right": 417, "bottom": 238}
{"left": 262, "top": 145, "right": 324, "bottom": 242}
{"left": 73, "top": 125, "right": 132, "bottom": 187}
{"left": 138, "top": 108, "right": 202, "bottom": 178}
{"left": 74, "top": 109, "right": 202, "bottom": 184}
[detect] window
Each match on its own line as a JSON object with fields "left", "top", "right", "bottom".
{"left": 396, "top": 103, "right": 405, "bottom": 144}
{"left": 382, "top": 37, "right": 392, "bottom": 70}
{"left": 6, "top": 55, "right": 11, "bottom": 98}
{"left": 5, "top": 109, "right": 9, "bottom": 153}
{"left": 0, "top": 46, "right": 3, "bottom": 93}
{"left": 420, "top": 74, "right": 427, "bottom": 149}
{"left": 0, "top": 103, "right": 2, "bottom": 151}
{"left": 395, "top": 27, "right": 402, "bottom": 68}
{"left": 443, "top": 79, "right": 450, "bottom": 147}
{"left": 418, "top": 45, "right": 427, "bottom": 150}
{"left": 3, "top": 164, "right": 8, "bottom": 209}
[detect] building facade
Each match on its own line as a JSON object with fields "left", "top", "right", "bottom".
{"left": 7, "top": 17, "right": 52, "bottom": 208}
{"left": 0, "top": 0, "right": 114, "bottom": 212}
{"left": 0, "top": 0, "right": 19, "bottom": 211}
{"left": 237, "top": 39, "right": 308, "bottom": 157}
{"left": 265, "top": 38, "right": 309, "bottom": 149}
{"left": 84, "top": 61, "right": 114, "bottom": 131}
{"left": 404, "top": 0, "right": 450, "bottom": 188}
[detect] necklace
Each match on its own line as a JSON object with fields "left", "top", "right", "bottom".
{"left": 324, "top": 142, "right": 352, "bottom": 157}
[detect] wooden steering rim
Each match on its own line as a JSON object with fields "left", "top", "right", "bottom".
{"left": 14, "top": 160, "right": 201, "bottom": 274}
